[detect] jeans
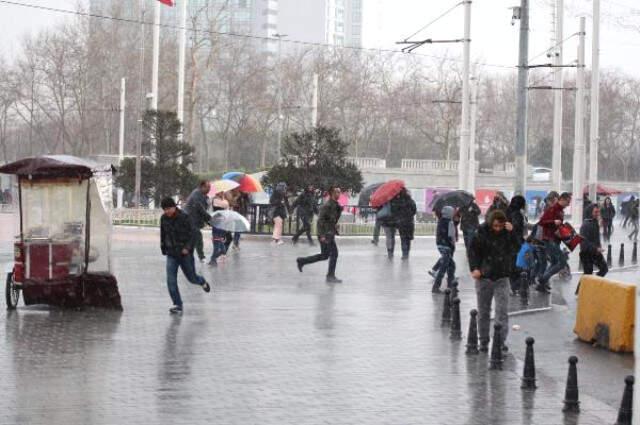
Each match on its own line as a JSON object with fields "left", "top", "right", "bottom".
{"left": 372, "top": 220, "right": 382, "bottom": 243}
{"left": 580, "top": 251, "right": 608, "bottom": 277}
{"left": 299, "top": 237, "right": 339, "bottom": 276}
{"left": 534, "top": 245, "right": 547, "bottom": 280}
{"left": 272, "top": 216, "right": 284, "bottom": 240}
{"left": 462, "top": 229, "right": 476, "bottom": 251}
{"left": 194, "top": 229, "right": 205, "bottom": 260}
{"left": 233, "top": 232, "right": 241, "bottom": 246}
{"left": 293, "top": 215, "right": 313, "bottom": 243}
{"left": 602, "top": 220, "right": 613, "bottom": 241}
{"left": 540, "top": 240, "right": 566, "bottom": 284}
{"left": 166, "top": 254, "right": 206, "bottom": 308}
{"left": 475, "top": 277, "right": 510, "bottom": 345}
{"left": 209, "top": 239, "right": 226, "bottom": 264}
{"left": 384, "top": 226, "right": 396, "bottom": 253}
{"left": 433, "top": 245, "right": 456, "bottom": 290}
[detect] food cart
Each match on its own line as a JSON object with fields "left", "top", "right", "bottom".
{"left": 1, "top": 155, "right": 122, "bottom": 310}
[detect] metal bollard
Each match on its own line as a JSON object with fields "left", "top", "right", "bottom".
{"left": 465, "top": 309, "right": 479, "bottom": 354}
{"left": 489, "top": 323, "right": 503, "bottom": 370}
{"left": 632, "top": 242, "right": 638, "bottom": 265}
{"left": 441, "top": 289, "right": 452, "bottom": 326}
{"left": 521, "top": 337, "right": 537, "bottom": 390}
{"left": 619, "top": 243, "right": 625, "bottom": 267}
{"left": 449, "top": 298, "right": 462, "bottom": 341}
{"left": 450, "top": 279, "right": 459, "bottom": 301}
{"left": 562, "top": 356, "right": 580, "bottom": 413}
{"left": 608, "top": 244, "right": 613, "bottom": 267}
{"left": 614, "top": 375, "right": 634, "bottom": 425}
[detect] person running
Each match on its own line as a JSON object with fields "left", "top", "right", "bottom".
{"left": 269, "top": 182, "right": 290, "bottom": 246}
{"left": 432, "top": 206, "right": 457, "bottom": 293}
{"left": 506, "top": 195, "right": 527, "bottom": 294}
{"left": 292, "top": 185, "right": 318, "bottom": 245}
{"left": 579, "top": 204, "right": 608, "bottom": 277}
{"left": 537, "top": 192, "right": 572, "bottom": 293}
{"left": 468, "top": 210, "right": 520, "bottom": 352}
{"left": 460, "top": 199, "right": 481, "bottom": 251}
{"left": 183, "top": 180, "right": 212, "bottom": 262}
{"left": 388, "top": 188, "right": 417, "bottom": 260}
{"left": 160, "top": 197, "right": 211, "bottom": 314}
{"left": 296, "top": 186, "right": 343, "bottom": 283}
{"left": 600, "top": 196, "right": 616, "bottom": 242}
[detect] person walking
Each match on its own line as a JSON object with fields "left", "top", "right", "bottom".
{"left": 601, "top": 196, "right": 616, "bottom": 242}
{"left": 506, "top": 195, "right": 527, "bottom": 294}
{"left": 579, "top": 204, "right": 608, "bottom": 277}
{"left": 269, "top": 182, "right": 290, "bottom": 245}
{"left": 629, "top": 199, "right": 639, "bottom": 241}
{"left": 432, "top": 206, "right": 457, "bottom": 293}
{"left": 208, "top": 192, "right": 230, "bottom": 267}
{"left": 183, "top": 180, "right": 212, "bottom": 262}
{"left": 486, "top": 191, "right": 509, "bottom": 219}
{"left": 292, "top": 186, "right": 318, "bottom": 245}
{"left": 460, "top": 199, "right": 482, "bottom": 251}
{"left": 537, "top": 192, "right": 572, "bottom": 293}
{"left": 388, "top": 188, "right": 417, "bottom": 259}
{"left": 371, "top": 209, "right": 383, "bottom": 246}
{"left": 296, "top": 187, "right": 343, "bottom": 283}
{"left": 225, "top": 188, "right": 246, "bottom": 250}
{"left": 160, "top": 197, "right": 211, "bottom": 314}
{"left": 468, "top": 210, "right": 519, "bottom": 352}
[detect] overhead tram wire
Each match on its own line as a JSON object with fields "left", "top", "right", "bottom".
{"left": 0, "top": 0, "right": 515, "bottom": 71}
{"left": 401, "top": 1, "right": 464, "bottom": 42}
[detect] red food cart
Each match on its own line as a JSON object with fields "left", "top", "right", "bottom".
{"left": 1, "top": 155, "right": 122, "bottom": 310}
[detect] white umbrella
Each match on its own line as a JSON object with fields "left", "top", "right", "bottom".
{"left": 210, "top": 210, "right": 250, "bottom": 233}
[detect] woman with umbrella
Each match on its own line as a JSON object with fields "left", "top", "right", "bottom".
{"left": 209, "top": 191, "right": 230, "bottom": 266}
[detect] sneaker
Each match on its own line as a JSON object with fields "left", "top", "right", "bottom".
{"left": 198, "top": 257, "right": 206, "bottom": 263}
{"left": 371, "top": 240, "right": 379, "bottom": 246}
{"left": 296, "top": 258, "right": 304, "bottom": 273}
{"left": 326, "top": 276, "right": 343, "bottom": 284}
{"left": 428, "top": 270, "right": 436, "bottom": 278}
{"left": 292, "top": 238, "right": 298, "bottom": 245}
{"left": 275, "top": 240, "right": 284, "bottom": 246}
{"left": 431, "top": 287, "right": 442, "bottom": 294}
{"left": 169, "top": 306, "right": 183, "bottom": 315}
{"left": 207, "top": 260, "right": 218, "bottom": 267}
{"left": 202, "top": 281, "right": 211, "bottom": 293}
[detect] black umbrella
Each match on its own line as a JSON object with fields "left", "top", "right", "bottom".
{"left": 358, "top": 182, "right": 384, "bottom": 207}
{"left": 431, "top": 190, "right": 475, "bottom": 214}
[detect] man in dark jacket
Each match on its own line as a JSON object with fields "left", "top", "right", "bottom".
{"left": 537, "top": 192, "right": 572, "bottom": 292}
{"left": 579, "top": 204, "right": 608, "bottom": 277}
{"left": 183, "top": 180, "right": 212, "bottom": 261}
{"left": 460, "top": 199, "right": 481, "bottom": 250}
{"left": 432, "top": 206, "right": 457, "bottom": 293}
{"left": 160, "top": 197, "right": 211, "bottom": 314}
{"left": 468, "top": 210, "right": 520, "bottom": 352}
{"left": 296, "top": 187, "right": 343, "bottom": 283}
{"left": 601, "top": 197, "right": 616, "bottom": 242}
{"left": 292, "top": 186, "right": 318, "bottom": 245}
{"left": 388, "top": 188, "right": 417, "bottom": 259}
{"left": 506, "top": 195, "right": 527, "bottom": 293}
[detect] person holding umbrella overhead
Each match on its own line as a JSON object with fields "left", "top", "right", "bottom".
{"left": 296, "top": 186, "right": 343, "bottom": 283}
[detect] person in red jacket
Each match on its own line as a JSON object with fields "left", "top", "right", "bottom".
{"left": 536, "top": 192, "right": 572, "bottom": 292}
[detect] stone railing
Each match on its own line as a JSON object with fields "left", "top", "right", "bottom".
{"left": 493, "top": 163, "right": 516, "bottom": 175}
{"left": 112, "top": 208, "right": 161, "bottom": 227}
{"left": 401, "top": 159, "right": 459, "bottom": 172}
{"left": 346, "top": 157, "right": 386, "bottom": 169}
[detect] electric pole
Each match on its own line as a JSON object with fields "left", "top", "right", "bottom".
{"left": 552, "top": 0, "right": 564, "bottom": 192}
{"left": 135, "top": 0, "right": 146, "bottom": 208}
{"left": 177, "top": 0, "right": 188, "bottom": 142}
{"left": 118, "top": 78, "right": 126, "bottom": 209}
{"left": 572, "top": 17, "right": 586, "bottom": 226}
{"left": 151, "top": 0, "right": 160, "bottom": 111}
{"left": 514, "top": 0, "right": 530, "bottom": 196}
{"left": 273, "top": 33, "right": 287, "bottom": 163}
{"left": 469, "top": 76, "right": 478, "bottom": 193}
{"left": 311, "top": 73, "right": 319, "bottom": 129}
{"left": 588, "top": 0, "right": 601, "bottom": 202}
{"left": 458, "top": 0, "right": 472, "bottom": 191}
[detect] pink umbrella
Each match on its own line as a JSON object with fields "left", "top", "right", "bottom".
{"left": 323, "top": 192, "right": 349, "bottom": 207}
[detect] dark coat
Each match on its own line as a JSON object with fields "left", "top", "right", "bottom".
{"left": 317, "top": 198, "right": 342, "bottom": 238}
{"left": 161, "top": 209, "right": 198, "bottom": 258}
{"left": 601, "top": 204, "right": 616, "bottom": 222}
{"left": 269, "top": 189, "right": 290, "bottom": 220}
{"left": 579, "top": 218, "right": 601, "bottom": 255}
{"left": 538, "top": 203, "right": 565, "bottom": 241}
{"left": 436, "top": 218, "right": 455, "bottom": 250}
{"left": 460, "top": 202, "right": 481, "bottom": 234}
{"left": 390, "top": 193, "right": 417, "bottom": 239}
{"left": 506, "top": 207, "right": 527, "bottom": 243}
{"left": 292, "top": 191, "right": 318, "bottom": 219}
{"left": 183, "top": 188, "right": 211, "bottom": 229}
{"left": 468, "top": 223, "right": 521, "bottom": 280}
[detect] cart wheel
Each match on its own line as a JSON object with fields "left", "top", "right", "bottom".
{"left": 5, "top": 272, "right": 19, "bottom": 310}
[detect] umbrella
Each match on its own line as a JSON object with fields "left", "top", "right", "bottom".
{"left": 370, "top": 180, "right": 405, "bottom": 208}
{"left": 222, "top": 172, "right": 264, "bottom": 193}
{"left": 208, "top": 179, "right": 239, "bottom": 196}
{"left": 431, "top": 190, "right": 475, "bottom": 214}
{"left": 358, "top": 182, "right": 384, "bottom": 207}
{"left": 210, "top": 210, "right": 250, "bottom": 233}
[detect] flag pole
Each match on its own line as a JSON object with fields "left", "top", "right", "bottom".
{"left": 177, "top": 0, "right": 187, "bottom": 142}
{"left": 151, "top": 0, "right": 161, "bottom": 111}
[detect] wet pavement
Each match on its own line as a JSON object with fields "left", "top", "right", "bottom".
{"left": 0, "top": 222, "right": 636, "bottom": 425}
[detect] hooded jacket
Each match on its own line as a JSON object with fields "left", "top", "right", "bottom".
{"left": 460, "top": 201, "right": 481, "bottom": 233}
{"left": 160, "top": 209, "right": 198, "bottom": 258}
{"left": 506, "top": 195, "right": 527, "bottom": 243}
{"left": 436, "top": 206, "right": 456, "bottom": 249}
{"left": 468, "top": 218, "right": 521, "bottom": 280}
{"left": 579, "top": 215, "right": 601, "bottom": 255}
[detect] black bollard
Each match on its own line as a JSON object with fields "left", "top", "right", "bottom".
{"left": 519, "top": 272, "right": 529, "bottom": 306}
{"left": 632, "top": 242, "right": 638, "bottom": 265}
{"left": 578, "top": 258, "right": 583, "bottom": 271}
{"left": 450, "top": 298, "right": 462, "bottom": 341}
{"left": 441, "top": 289, "right": 452, "bottom": 325}
{"left": 450, "top": 279, "right": 459, "bottom": 301}
{"left": 521, "top": 337, "right": 537, "bottom": 390}
{"left": 608, "top": 244, "right": 613, "bottom": 267}
{"left": 620, "top": 243, "right": 625, "bottom": 267}
{"left": 614, "top": 375, "right": 634, "bottom": 425}
{"left": 465, "top": 309, "right": 479, "bottom": 354}
{"left": 489, "top": 323, "right": 503, "bottom": 370}
{"left": 563, "top": 356, "right": 580, "bottom": 413}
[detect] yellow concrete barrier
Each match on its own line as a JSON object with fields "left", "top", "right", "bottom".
{"left": 574, "top": 275, "right": 636, "bottom": 353}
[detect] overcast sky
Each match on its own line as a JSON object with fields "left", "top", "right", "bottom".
{"left": 1, "top": 0, "right": 639, "bottom": 75}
